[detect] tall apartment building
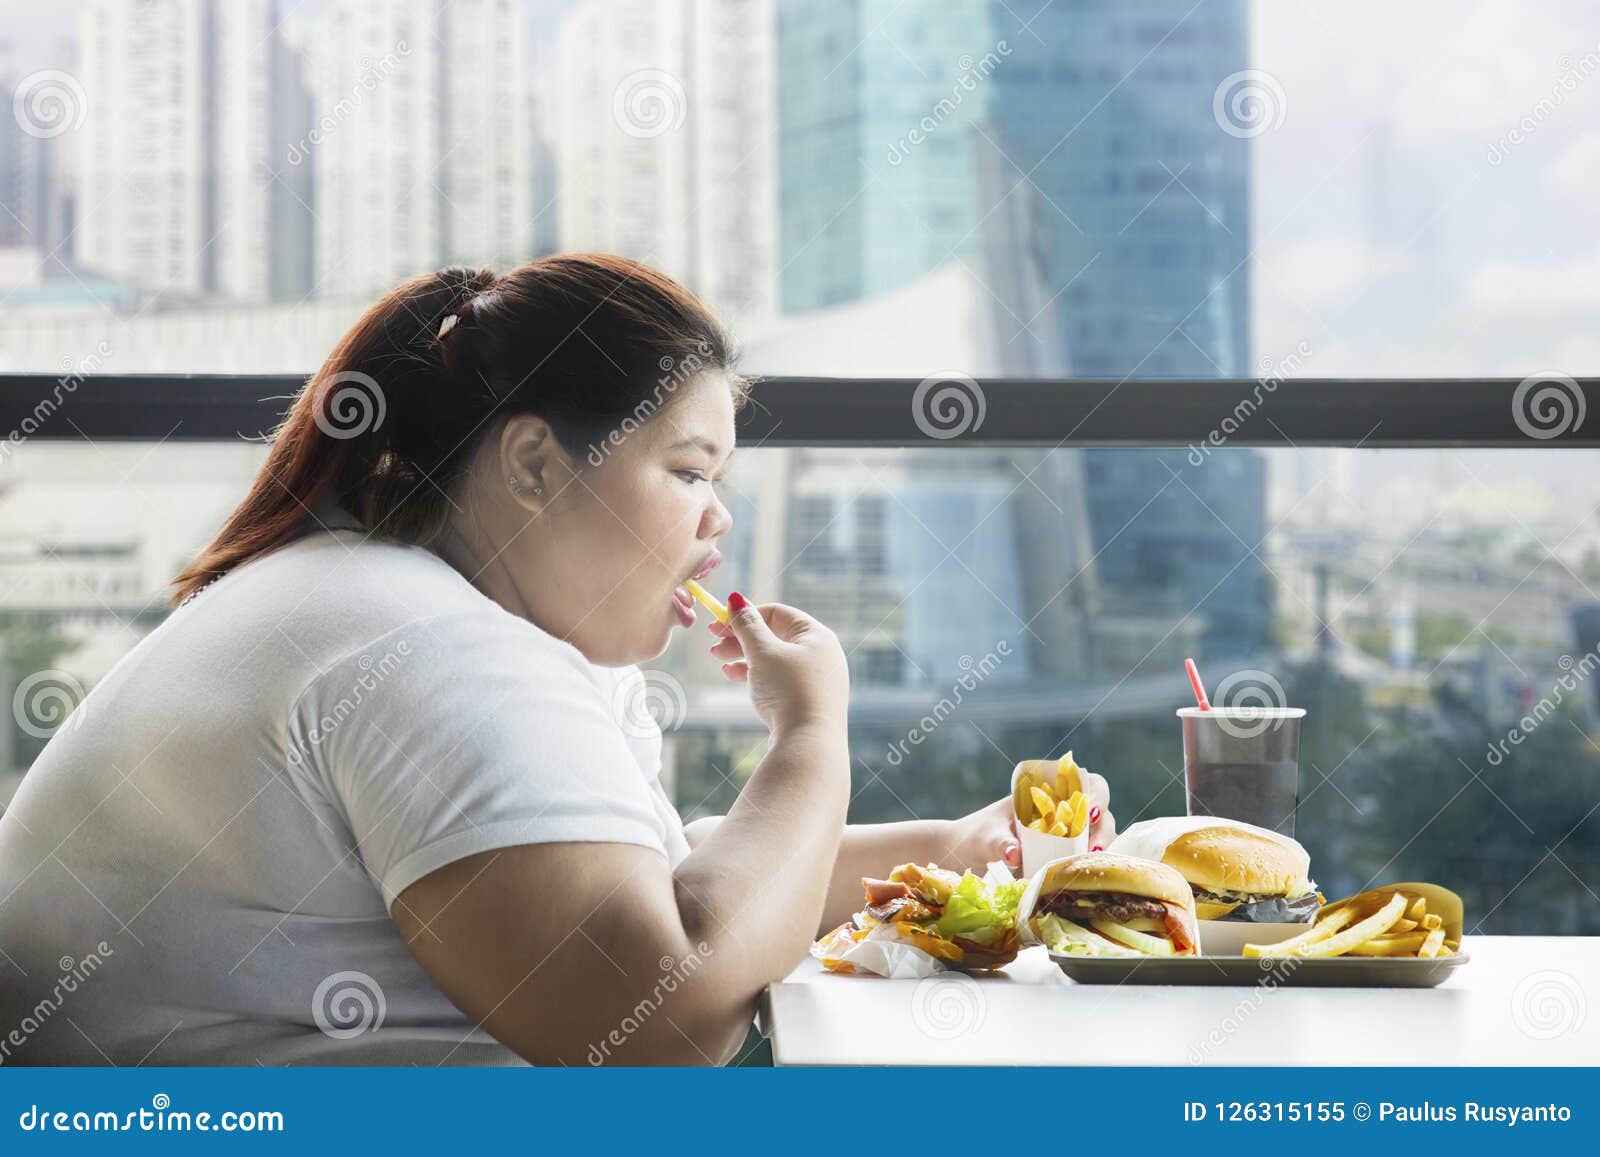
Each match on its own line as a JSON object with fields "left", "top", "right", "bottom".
{"left": 74, "top": 0, "right": 311, "bottom": 303}
{"left": 306, "top": 0, "right": 536, "bottom": 298}
{"left": 75, "top": 0, "right": 210, "bottom": 297}
{"left": 555, "top": 0, "right": 775, "bottom": 323}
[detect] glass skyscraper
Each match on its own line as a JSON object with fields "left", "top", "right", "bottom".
{"left": 776, "top": 0, "right": 1270, "bottom": 661}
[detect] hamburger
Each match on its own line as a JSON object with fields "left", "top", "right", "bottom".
{"left": 1024, "top": 852, "right": 1199, "bottom": 957}
{"left": 813, "top": 862, "right": 1026, "bottom": 973}
{"left": 1111, "top": 817, "right": 1321, "bottom": 923}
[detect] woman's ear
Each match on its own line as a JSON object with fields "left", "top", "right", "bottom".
{"left": 500, "top": 413, "right": 554, "bottom": 501}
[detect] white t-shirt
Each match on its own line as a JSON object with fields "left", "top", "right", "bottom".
{"left": 0, "top": 502, "right": 689, "bottom": 1065}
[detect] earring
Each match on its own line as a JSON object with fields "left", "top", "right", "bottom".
{"left": 509, "top": 475, "right": 543, "bottom": 497}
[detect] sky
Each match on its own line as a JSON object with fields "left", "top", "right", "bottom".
{"left": 1252, "top": 0, "right": 1600, "bottom": 379}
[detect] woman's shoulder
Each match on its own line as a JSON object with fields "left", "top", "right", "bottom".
{"left": 278, "top": 538, "right": 607, "bottom": 692}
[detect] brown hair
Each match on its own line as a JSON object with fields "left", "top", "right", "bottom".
{"left": 170, "top": 253, "right": 739, "bottom": 606}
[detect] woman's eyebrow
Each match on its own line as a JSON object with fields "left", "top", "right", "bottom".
{"left": 666, "top": 436, "right": 724, "bottom": 457}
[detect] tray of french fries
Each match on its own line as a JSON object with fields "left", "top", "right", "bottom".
{"left": 1051, "top": 883, "right": 1467, "bottom": 987}
{"left": 1011, "top": 753, "right": 1093, "bottom": 876}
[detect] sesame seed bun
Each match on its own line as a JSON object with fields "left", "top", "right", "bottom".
{"left": 1159, "top": 823, "right": 1310, "bottom": 897}
{"left": 1036, "top": 851, "right": 1195, "bottom": 911}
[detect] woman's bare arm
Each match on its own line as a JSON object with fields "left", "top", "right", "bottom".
{"left": 392, "top": 600, "right": 851, "bottom": 1065}
{"left": 393, "top": 717, "right": 847, "bottom": 1066}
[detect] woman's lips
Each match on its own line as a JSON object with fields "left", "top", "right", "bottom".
{"left": 671, "top": 554, "right": 721, "bottom": 628}
{"left": 671, "top": 585, "right": 696, "bottom": 627}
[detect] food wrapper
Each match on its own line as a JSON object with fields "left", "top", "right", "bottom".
{"left": 1109, "top": 816, "right": 1318, "bottom": 953}
{"left": 1011, "top": 759, "right": 1091, "bottom": 877}
{"left": 1013, "top": 855, "right": 1070, "bottom": 948}
{"left": 810, "top": 921, "right": 954, "bottom": 979}
{"left": 1110, "top": 815, "right": 1318, "bottom": 920}
{"left": 810, "top": 862, "right": 1020, "bottom": 978}
{"left": 1321, "top": 882, "right": 1464, "bottom": 951}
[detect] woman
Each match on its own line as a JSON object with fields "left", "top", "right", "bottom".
{"left": 0, "top": 255, "right": 1114, "bottom": 1066}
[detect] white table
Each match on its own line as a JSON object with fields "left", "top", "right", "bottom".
{"left": 763, "top": 936, "right": 1600, "bottom": 1065}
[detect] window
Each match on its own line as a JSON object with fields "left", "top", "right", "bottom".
{"left": 4, "top": 0, "right": 1599, "bottom": 936}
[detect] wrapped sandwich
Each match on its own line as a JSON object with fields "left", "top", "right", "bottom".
{"left": 1111, "top": 816, "right": 1322, "bottom": 923}
{"left": 811, "top": 862, "right": 1026, "bottom": 977}
{"left": 1019, "top": 851, "right": 1200, "bottom": 957}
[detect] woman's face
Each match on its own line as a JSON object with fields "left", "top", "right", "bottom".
{"left": 463, "top": 372, "right": 737, "bottom": 667}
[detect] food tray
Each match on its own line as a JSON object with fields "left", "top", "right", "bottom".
{"left": 1049, "top": 950, "right": 1468, "bottom": 988}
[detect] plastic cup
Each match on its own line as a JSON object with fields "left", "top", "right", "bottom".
{"left": 1177, "top": 707, "right": 1306, "bottom": 837}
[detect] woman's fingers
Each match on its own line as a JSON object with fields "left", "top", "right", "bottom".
{"left": 1089, "top": 807, "right": 1116, "bottom": 850}
{"left": 707, "top": 619, "right": 733, "bottom": 639}
{"left": 709, "top": 635, "right": 744, "bottom": 661}
{"left": 719, "top": 660, "right": 749, "bottom": 682}
{"left": 1002, "top": 836, "right": 1021, "bottom": 869}
{"left": 1081, "top": 772, "right": 1113, "bottom": 850}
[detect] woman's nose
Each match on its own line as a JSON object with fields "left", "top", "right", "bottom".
{"left": 704, "top": 493, "right": 733, "bottom": 539}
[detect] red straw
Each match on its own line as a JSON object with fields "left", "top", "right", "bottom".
{"left": 1184, "top": 657, "right": 1211, "bottom": 710}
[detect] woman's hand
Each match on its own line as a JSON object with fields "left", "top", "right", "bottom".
{"left": 1082, "top": 768, "right": 1116, "bottom": 849}
{"left": 947, "top": 769, "right": 1117, "bottom": 873}
{"left": 708, "top": 593, "right": 849, "bottom": 733}
{"left": 943, "top": 797, "right": 1023, "bottom": 872}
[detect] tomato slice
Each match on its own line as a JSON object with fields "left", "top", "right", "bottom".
{"left": 1162, "top": 902, "right": 1198, "bottom": 954}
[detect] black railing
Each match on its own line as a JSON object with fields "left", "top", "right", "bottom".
{"left": 4, "top": 373, "right": 1600, "bottom": 447}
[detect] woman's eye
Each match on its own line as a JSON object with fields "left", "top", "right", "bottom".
{"left": 675, "top": 470, "right": 709, "bottom": 484}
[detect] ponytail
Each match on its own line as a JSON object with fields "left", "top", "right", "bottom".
{"left": 170, "top": 254, "right": 736, "bottom": 606}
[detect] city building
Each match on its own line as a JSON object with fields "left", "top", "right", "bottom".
{"left": 775, "top": 0, "right": 1270, "bottom": 658}
{"left": 555, "top": 0, "right": 776, "bottom": 324}
{"left": 304, "top": 0, "right": 539, "bottom": 298}
{"left": 74, "top": 0, "right": 312, "bottom": 303}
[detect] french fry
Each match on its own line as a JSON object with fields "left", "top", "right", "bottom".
{"left": 683, "top": 579, "right": 730, "bottom": 624}
{"left": 1405, "top": 895, "right": 1427, "bottom": 922}
{"left": 1390, "top": 917, "right": 1418, "bottom": 933}
{"left": 1346, "top": 932, "right": 1429, "bottom": 956}
{"left": 1053, "top": 799, "right": 1075, "bottom": 830}
{"left": 1421, "top": 913, "right": 1442, "bottom": 931}
{"left": 1070, "top": 791, "right": 1089, "bottom": 837}
{"left": 1029, "top": 785, "right": 1056, "bottom": 823}
{"left": 1056, "top": 752, "right": 1083, "bottom": 800}
{"left": 1243, "top": 906, "right": 1357, "bottom": 957}
{"left": 1048, "top": 820, "right": 1069, "bottom": 837}
{"left": 1285, "top": 892, "right": 1409, "bottom": 959}
{"left": 1418, "top": 928, "right": 1446, "bottom": 958}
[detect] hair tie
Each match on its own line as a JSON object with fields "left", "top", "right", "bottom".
{"left": 436, "top": 296, "right": 477, "bottom": 342}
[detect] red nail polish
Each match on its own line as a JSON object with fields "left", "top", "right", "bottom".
{"left": 1090, "top": 806, "right": 1101, "bottom": 824}
{"left": 726, "top": 591, "right": 749, "bottom": 613}
{"left": 1091, "top": 844, "right": 1104, "bottom": 853}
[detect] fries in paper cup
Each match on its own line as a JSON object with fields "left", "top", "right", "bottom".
{"left": 1011, "top": 754, "right": 1093, "bottom": 875}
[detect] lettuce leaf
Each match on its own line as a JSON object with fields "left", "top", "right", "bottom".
{"left": 934, "top": 871, "right": 1026, "bottom": 938}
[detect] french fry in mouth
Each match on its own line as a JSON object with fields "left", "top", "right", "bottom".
{"left": 683, "top": 578, "right": 729, "bottom": 624}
